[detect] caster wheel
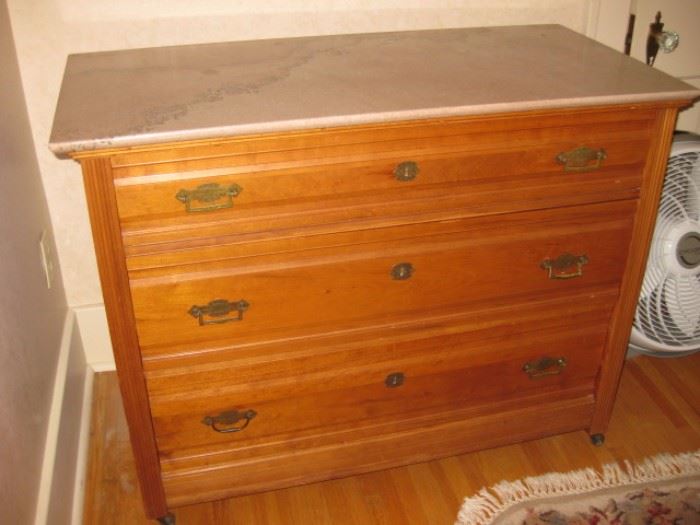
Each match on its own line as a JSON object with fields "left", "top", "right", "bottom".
{"left": 590, "top": 433, "right": 605, "bottom": 447}
{"left": 157, "top": 513, "right": 175, "bottom": 525}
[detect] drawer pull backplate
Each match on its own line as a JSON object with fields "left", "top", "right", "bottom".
{"left": 188, "top": 299, "right": 249, "bottom": 325}
{"left": 540, "top": 253, "right": 589, "bottom": 280}
{"left": 522, "top": 356, "right": 567, "bottom": 379}
{"left": 556, "top": 146, "right": 607, "bottom": 172}
{"left": 202, "top": 409, "right": 257, "bottom": 433}
{"left": 175, "top": 182, "right": 242, "bottom": 212}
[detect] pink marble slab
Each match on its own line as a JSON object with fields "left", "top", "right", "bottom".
{"left": 49, "top": 25, "right": 700, "bottom": 157}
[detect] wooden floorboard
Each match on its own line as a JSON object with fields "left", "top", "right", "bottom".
{"left": 83, "top": 354, "right": 700, "bottom": 524}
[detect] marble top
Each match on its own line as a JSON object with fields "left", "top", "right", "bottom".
{"left": 49, "top": 25, "right": 700, "bottom": 158}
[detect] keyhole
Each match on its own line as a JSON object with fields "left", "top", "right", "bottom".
{"left": 391, "top": 262, "right": 414, "bottom": 280}
{"left": 385, "top": 372, "right": 405, "bottom": 388}
{"left": 393, "top": 161, "right": 419, "bottom": 181}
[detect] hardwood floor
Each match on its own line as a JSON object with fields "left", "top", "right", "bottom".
{"left": 83, "top": 354, "right": 700, "bottom": 524}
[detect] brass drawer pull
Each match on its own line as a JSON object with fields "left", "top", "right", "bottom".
{"left": 175, "top": 182, "right": 242, "bottom": 212}
{"left": 385, "top": 372, "right": 405, "bottom": 388}
{"left": 540, "top": 253, "right": 588, "bottom": 280}
{"left": 188, "top": 299, "right": 249, "bottom": 325}
{"left": 202, "top": 409, "right": 257, "bottom": 433}
{"left": 391, "top": 262, "right": 414, "bottom": 280}
{"left": 394, "top": 161, "right": 419, "bottom": 181}
{"left": 556, "top": 146, "right": 607, "bottom": 172}
{"left": 523, "top": 356, "right": 567, "bottom": 379}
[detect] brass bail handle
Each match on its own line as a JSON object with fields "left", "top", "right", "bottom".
{"left": 188, "top": 299, "right": 250, "bottom": 325}
{"left": 522, "top": 356, "right": 567, "bottom": 379}
{"left": 556, "top": 147, "right": 607, "bottom": 173}
{"left": 202, "top": 409, "right": 257, "bottom": 433}
{"left": 540, "top": 253, "right": 588, "bottom": 280}
{"left": 175, "top": 182, "right": 242, "bottom": 212}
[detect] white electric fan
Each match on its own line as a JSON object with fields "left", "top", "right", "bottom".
{"left": 629, "top": 133, "right": 700, "bottom": 357}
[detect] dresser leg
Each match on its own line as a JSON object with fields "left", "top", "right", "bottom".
{"left": 157, "top": 513, "right": 175, "bottom": 525}
{"left": 590, "top": 433, "right": 605, "bottom": 447}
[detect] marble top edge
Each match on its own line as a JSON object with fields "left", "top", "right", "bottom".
{"left": 50, "top": 90, "right": 699, "bottom": 158}
{"left": 50, "top": 25, "right": 700, "bottom": 158}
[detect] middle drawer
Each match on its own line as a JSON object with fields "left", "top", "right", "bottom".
{"left": 129, "top": 200, "right": 636, "bottom": 353}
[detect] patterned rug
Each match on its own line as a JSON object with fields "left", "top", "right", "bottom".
{"left": 455, "top": 450, "right": 700, "bottom": 525}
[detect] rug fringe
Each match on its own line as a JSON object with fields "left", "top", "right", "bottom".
{"left": 455, "top": 449, "right": 700, "bottom": 525}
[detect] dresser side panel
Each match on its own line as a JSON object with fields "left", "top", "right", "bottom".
{"left": 589, "top": 107, "right": 680, "bottom": 434}
{"left": 80, "top": 157, "right": 168, "bottom": 519}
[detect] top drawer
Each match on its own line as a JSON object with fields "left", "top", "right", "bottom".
{"left": 112, "top": 108, "right": 653, "bottom": 250}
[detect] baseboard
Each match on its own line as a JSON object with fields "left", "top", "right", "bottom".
{"left": 70, "top": 366, "right": 94, "bottom": 525}
{"left": 74, "top": 304, "right": 115, "bottom": 371}
{"left": 33, "top": 310, "right": 92, "bottom": 525}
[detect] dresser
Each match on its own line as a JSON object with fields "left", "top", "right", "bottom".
{"left": 50, "top": 26, "right": 699, "bottom": 523}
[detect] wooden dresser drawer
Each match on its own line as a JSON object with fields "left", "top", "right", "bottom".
{"left": 147, "top": 293, "right": 614, "bottom": 456}
{"left": 130, "top": 200, "right": 635, "bottom": 352}
{"left": 114, "top": 109, "right": 651, "bottom": 250}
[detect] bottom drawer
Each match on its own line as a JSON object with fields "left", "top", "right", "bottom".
{"left": 160, "top": 393, "right": 596, "bottom": 507}
{"left": 148, "top": 293, "right": 615, "bottom": 455}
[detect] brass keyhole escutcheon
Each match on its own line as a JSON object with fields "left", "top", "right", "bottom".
{"left": 391, "top": 262, "right": 414, "bottom": 280}
{"left": 385, "top": 372, "right": 405, "bottom": 388}
{"left": 394, "top": 161, "right": 419, "bottom": 181}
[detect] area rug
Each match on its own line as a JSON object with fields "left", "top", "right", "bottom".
{"left": 455, "top": 450, "right": 700, "bottom": 525}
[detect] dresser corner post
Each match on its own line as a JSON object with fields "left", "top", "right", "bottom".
{"left": 79, "top": 155, "right": 170, "bottom": 519}
{"left": 588, "top": 105, "right": 681, "bottom": 436}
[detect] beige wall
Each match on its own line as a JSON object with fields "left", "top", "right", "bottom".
{"left": 6, "top": 0, "right": 619, "bottom": 308}
{"left": 628, "top": 0, "right": 700, "bottom": 132}
{"left": 0, "top": 0, "right": 68, "bottom": 523}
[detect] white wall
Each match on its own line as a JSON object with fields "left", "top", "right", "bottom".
{"left": 0, "top": 0, "right": 69, "bottom": 522}
{"left": 6, "top": 0, "right": 624, "bottom": 309}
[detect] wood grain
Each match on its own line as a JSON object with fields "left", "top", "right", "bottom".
{"left": 161, "top": 395, "right": 595, "bottom": 507}
{"left": 82, "top": 354, "right": 700, "bottom": 524}
{"left": 150, "top": 333, "right": 601, "bottom": 455}
{"left": 74, "top": 102, "right": 689, "bottom": 519}
{"left": 111, "top": 106, "right": 653, "bottom": 252}
{"left": 588, "top": 107, "right": 680, "bottom": 435}
{"left": 145, "top": 294, "right": 614, "bottom": 458}
{"left": 128, "top": 200, "right": 635, "bottom": 351}
{"left": 80, "top": 157, "right": 168, "bottom": 519}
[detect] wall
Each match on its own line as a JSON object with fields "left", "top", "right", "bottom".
{"left": 628, "top": 0, "right": 700, "bottom": 133}
{"left": 6, "top": 0, "right": 623, "bottom": 309}
{"left": 0, "top": 0, "right": 68, "bottom": 522}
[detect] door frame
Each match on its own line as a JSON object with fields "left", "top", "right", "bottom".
{"left": 588, "top": 0, "right": 633, "bottom": 51}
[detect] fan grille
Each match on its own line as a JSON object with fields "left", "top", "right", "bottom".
{"left": 632, "top": 149, "right": 700, "bottom": 351}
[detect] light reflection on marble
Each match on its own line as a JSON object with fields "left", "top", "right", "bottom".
{"left": 49, "top": 25, "right": 699, "bottom": 157}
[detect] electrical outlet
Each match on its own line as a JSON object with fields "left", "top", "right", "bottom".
{"left": 39, "top": 230, "right": 55, "bottom": 289}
